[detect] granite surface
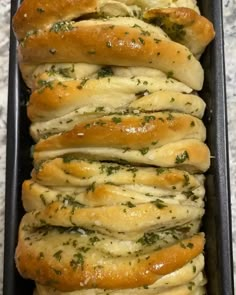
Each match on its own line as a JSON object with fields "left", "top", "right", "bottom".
{"left": 0, "top": 0, "right": 235, "bottom": 293}
{"left": 0, "top": 1, "right": 10, "bottom": 293}
{"left": 224, "top": 0, "right": 236, "bottom": 288}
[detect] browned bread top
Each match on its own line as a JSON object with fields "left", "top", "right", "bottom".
{"left": 27, "top": 76, "right": 192, "bottom": 122}
{"left": 13, "top": 0, "right": 98, "bottom": 40}
{"left": 16, "top": 216, "right": 205, "bottom": 292}
{"left": 13, "top": 0, "right": 201, "bottom": 40}
{"left": 18, "top": 19, "right": 204, "bottom": 90}
{"left": 31, "top": 158, "right": 203, "bottom": 190}
{"left": 144, "top": 7, "right": 215, "bottom": 58}
{"left": 33, "top": 112, "right": 206, "bottom": 152}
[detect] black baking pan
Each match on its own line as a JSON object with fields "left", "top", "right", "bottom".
{"left": 3, "top": 0, "right": 234, "bottom": 294}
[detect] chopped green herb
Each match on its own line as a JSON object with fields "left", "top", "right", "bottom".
{"left": 154, "top": 38, "right": 161, "bottom": 43}
{"left": 123, "top": 147, "right": 131, "bottom": 153}
{"left": 152, "top": 141, "right": 158, "bottom": 145}
{"left": 137, "top": 232, "right": 160, "bottom": 245}
{"left": 52, "top": 268, "right": 62, "bottom": 275}
{"left": 86, "top": 182, "right": 96, "bottom": 192}
{"left": 77, "top": 78, "right": 88, "bottom": 90}
{"left": 183, "top": 174, "right": 190, "bottom": 187}
{"left": 36, "top": 7, "right": 45, "bottom": 13}
{"left": 167, "top": 71, "right": 174, "bottom": 79}
{"left": 40, "top": 194, "right": 47, "bottom": 206}
{"left": 175, "top": 151, "right": 189, "bottom": 164}
{"left": 84, "top": 123, "right": 91, "bottom": 128}
{"left": 153, "top": 17, "right": 186, "bottom": 42}
{"left": 50, "top": 21, "right": 74, "bottom": 33}
{"left": 53, "top": 250, "right": 63, "bottom": 262}
{"left": 94, "top": 120, "right": 106, "bottom": 127}
{"left": 70, "top": 253, "right": 84, "bottom": 271}
{"left": 20, "top": 30, "right": 38, "bottom": 47}
{"left": 145, "top": 193, "right": 153, "bottom": 197}
{"left": 166, "top": 113, "right": 174, "bottom": 120}
{"left": 187, "top": 242, "right": 194, "bottom": 249}
{"left": 95, "top": 106, "right": 105, "bottom": 112}
{"left": 112, "top": 117, "right": 122, "bottom": 124}
{"left": 63, "top": 155, "right": 76, "bottom": 163}
{"left": 156, "top": 168, "right": 166, "bottom": 175}
{"left": 190, "top": 121, "right": 195, "bottom": 127}
{"left": 152, "top": 199, "right": 167, "bottom": 209}
{"left": 97, "top": 66, "right": 113, "bottom": 78}
{"left": 188, "top": 281, "right": 195, "bottom": 291}
{"left": 122, "top": 201, "right": 136, "bottom": 208}
{"left": 89, "top": 236, "right": 100, "bottom": 245}
{"left": 132, "top": 24, "right": 142, "bottom": 29}
{"left": 138, "top": 37, "right": 145, "bottom": 44}
{"left": 78, "top": 247, "right": 90, "bottom": 253}
{"left": 100, "top": 165, "right": 120, "bottom": 176}
{"left": 180, "top": 242, "right": 187, "bottom": 249}
{"left": 139, "top": 147, "right": 149, "bottom": 155}
{"left": 143, "top": 115, "right": 156, "bottom": 123}
{"left": 37, "top": 80, "right": 53, "bottom": 90}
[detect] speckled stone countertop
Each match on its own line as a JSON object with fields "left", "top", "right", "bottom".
{"left": 0, "top": 0, "right": 235, "bottom": 293}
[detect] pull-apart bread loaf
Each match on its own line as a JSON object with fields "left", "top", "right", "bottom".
{"left": 13, "top": 0, "right": 214, "bottom": 294}
{"left": 14, "top": 0, "right": 214, "bottom": 90}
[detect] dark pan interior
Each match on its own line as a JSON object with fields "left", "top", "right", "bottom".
{"left": 3, "top": 0, "right": 234, "bottom": 294}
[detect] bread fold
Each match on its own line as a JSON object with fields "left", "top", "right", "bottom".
{"left": 144, "top": 7, "right": 215, "bottom": 58}
{"left": 33, "top": 139, "right": 210, "bottom": 172}
{"left": 30, "top": 91, "right": 206, "bottom": 142}
{"left": 18, "top": 18, "right": 204, "bottom": 90}
{"left": 32, "top": 158, "right": 204, "bottom": 189}
{"left": 35, "top": 265, "right": 206, "bottom": 294}
{"left": 22, "top": 179, "right": 205, "bottom": 212}
{"left": 16, "top": 210, "right": 205, "bottom": 291}
{"left": 27, "top": 76, "right": 192, "bottom": 122}
{"left": 33, "top": 112, "right": 206, "bottom": 150}
{"left": 13, "top": 0, "right": 200, "bottom": 40}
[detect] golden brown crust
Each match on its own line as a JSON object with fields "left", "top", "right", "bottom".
{"left": 29, "top": 89, "right": 206, "bottom": 142}
{"left": 32, "top": 158, "right": 202, "bottom": 190}
{"left": 18, "top": 21, "right": 203, "bottom": 90}
{"left": 13, "top": 0, "right": 201, "bottom": 41}
{"left": 34, "top": 112, "right": 206, "bottom": 151}
{"left": 27, "top": 77, "right": 192, "bottom": 122}
{"left": 29, "top": 91, "right": 206, "bottom": 142}
{"left": 33, "top": 139, "right": 210, "bottom": 172}
{"left": 18, "top": 201, "right": 204, "bottom": 237}
{"left": 22, "top": 179, "right": 205, "bottom": 212}
{"left": 13, "top": 0, "right": 98, "bottom": 40}
{"left": 16, "top": 219, "right": 204, "bottom": 292}
{"left": 144, "top": 7, "right": 215, "bottom": 58}
{"left": 35, "top": 257, "right": 206, "bottom": 294}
